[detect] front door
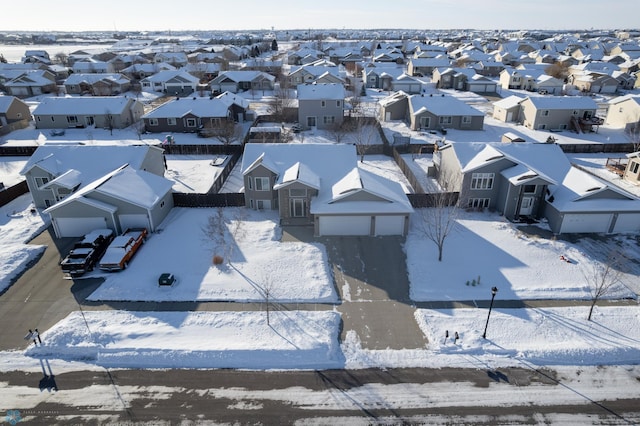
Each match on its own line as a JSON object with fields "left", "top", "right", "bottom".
{"left": 519, "top": 196, "right": 534, "bottom": 216}
{"left": 85, "top": 116, "right": 95, "bottom": 126}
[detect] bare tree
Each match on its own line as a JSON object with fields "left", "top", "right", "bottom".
{"left": 266, "top": 83, "right": 291, "bottom": 122}
{"left": 261, "top": 274, "right": 277, "bottom": 326}
{"left": 327, "top": 120, "right": 351, "bottom": 143}
{"left": 54, "top": 52, "right": 69, "bottom": 66}
{"left": 545, "top": 61, "right": 570, "bottom": 81}
{"left": 202, "top": 208, "right": 227, "bottom": 262}
{"left": 416, "top": 170, "right": 461, "bottom": 262}
{"left": 213, "top": 120, "right": 243, "bottom": 146}
{"left": 625, "top": 117, "right": 640, "bottom": 152}
{"left": 582, "top": 251, "right": 626, "bottom": 321}
{"left": 350, "top": 117, "right": 377, "bottom": 162}
{"left": 105, "top": 110, "right": 115, "bottom": 135}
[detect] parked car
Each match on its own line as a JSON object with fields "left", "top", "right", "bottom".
{"left": 98, "top": 228, "right": 147, "bottom": 271}
{"left": 60, "top": 229, "right": 114, "bottom": 277}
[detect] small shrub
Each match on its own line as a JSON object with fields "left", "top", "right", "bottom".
{"left": 213, "top": 255, "right": 224, "bottom": 265}
{"left": 466, "top": 280, "right": 470, "bottom": 286}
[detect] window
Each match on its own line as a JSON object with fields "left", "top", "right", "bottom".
{"left": 34, "top": 177, "right": 49, "bottom": 188}
{"left": 289, "top": 188, "right": 307, "bottom": 197}
{"left": 470, "top": 173, "right": 494, "bottom": 190}
{"left": 160, "top": 200, "right": 165, "bottom": 208}
{"left": 148, "top": 118, "right": 159, "bottom": 126}
{"left": 185, "top": 118, "right": 197, "bottom": 127}
{"left": 462, "top": 116, "right": 472, "bottom": 124}
{"left": 290, "top": 198, "right": 307, "bottom": 217}
{"left": 323, "top": 116, "right": 335, "bottom": 124}
{"left": 541, "top": 110, "right": 550, "bottom": 116}
{"left": 419, "top": 116, "right": 430, "bottom": 128}
{"left": 537, "top": 124, "right": 546, "bottom": 130}
{"left": 336, "top": 100, "right": 341, "bottom": 107}
{"left": 210, "top": 118, "right": 221, "bottom": 127}
{"left": 572, "top": 110, "right": 579, "bottom": 116}
{"left": 523, "top": 184, "right": 536, "bottom": 193}
{"left": 254, "top": 177, "right": 270, "bottom": 191}
{"left": 632, "top": 162, "right": 640, "bottom": 174}
{"left": 66, "top": 115, "right": 78, "bottom": 124}
{"left": 468, "top": 198, "right": 490, "bottom": 208}
{"left": 167, "top": 118, "right": 177, "bottom": 126}
{"left": 16, "top": 113, "right": 22, "bottom": 119}
{"left": 513, "top": 77, "right": 521, "bottom": 83}
{"left": 439, "top": 116, "right": 452, "bottom": 125}
{"left": 321, "top": 100, "right": 326, "bottom": 107}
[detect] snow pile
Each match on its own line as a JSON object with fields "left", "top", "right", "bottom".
{"left": 27, "top": 310, "right": 344, "bottom": 369}
{"left": 0, "top": 195, "right": 48, "bottom": 293}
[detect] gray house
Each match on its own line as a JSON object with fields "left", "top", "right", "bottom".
{"left": 44, "top": 164, "right": 174, "bottom": 238}
{"left": 296, "top": 83, "right": 345, "bottom": 130}
{"left": 21, "top": 145, "right": 172, "bottom": 238}
{"left": 378, "top": 91, "right": 484, "bottom": 131}
{"left": 20, "top": 145, "right": 166, "bottom": 209}
{"left": 142, "top": 93, "right": 249, "bottom": 134}
{"left": 437, "top": 141, "right": 640, "bottom": 234}
{"left": 32, "top": 96, "right": 144, "bottom": 130}
{"left": 241, "top": 143, "right": 413, "bottom": 236}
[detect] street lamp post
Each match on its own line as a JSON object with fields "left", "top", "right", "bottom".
{"left": 482, "top": 286, "right": 498, "bottom": 339}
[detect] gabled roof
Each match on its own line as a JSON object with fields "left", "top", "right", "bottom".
{"left": 141, "top": 70, "right": 199, "bottom": 84}
{"left": 242, "top": 143, "right": 412, "bottom": 215}
{"left": 64, "top": 73, "right": 130, "bottom": 86}
{"left": 32, "top": 96, "right": 136, "bottom": 115}
{"left": 273, "top": 162, "right": 320, "bottom": 190}
{"left": 297, "top": 83, "right": 345, "bottom": 100}
{"left": 20, "top": 145, "right": 159, "bottom": 188}
{"left": 522, "top": 95, "right": 598, "bottom": 110}
{"left": 142, "top": 96, "right": 230, "bottom": 119}
{"left": 408, "top": 93, "right": 484, "bottom": 117}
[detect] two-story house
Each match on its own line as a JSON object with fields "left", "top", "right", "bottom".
{"left": 296, "top": 83, "right": 345, "bottom": 130}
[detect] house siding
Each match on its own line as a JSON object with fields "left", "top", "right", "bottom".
{"left": 50, "top": 201, "right": 117, "bottom": 231}
{"left": 244, "top": 165, "right": 278, "bottom": 210}
{"left": 298, "top": 99, "right": 344, "bottom": 130}
{"left": 277, "top": 182, "right": 317, "bottom": 226}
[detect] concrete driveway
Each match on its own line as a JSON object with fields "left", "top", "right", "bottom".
{"left": 282, "top": 227, "right": 428, "bottom": 350}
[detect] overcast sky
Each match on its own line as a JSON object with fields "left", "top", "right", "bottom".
{"left": 4, "top": 0, "right": 637, "bottom": 33}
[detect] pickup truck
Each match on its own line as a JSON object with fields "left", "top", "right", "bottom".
{"left": 98, "top": 228, "right": 147, "bottom": 271}
{"left": 60, "top": 229, "right": 114, "bottom": 276}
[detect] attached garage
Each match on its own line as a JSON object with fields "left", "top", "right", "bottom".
{"left": 612, "top": 213, "right": 640, "bottom": 233}
{"left": 559, "top": 213, "right": 612, "bottom": 234}
{"left": 118, "top": 214, "right": 151, "bottom": 232}
{"left": 53, "top": 217, "right": 108, "bottom": 238}
{"left": 318, "top": 215, "right": 371, "bottom": 236}
{"left": 374, "top": 215, "right": 406, "bottom": 236}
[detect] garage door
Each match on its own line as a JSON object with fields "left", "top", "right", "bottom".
{"left": 119, "top": 214, "right": 151, "bottom": 232}
{"left": 318, "top": 216, "right": 370, "bottom": 236}
{"left": 374, "top": 216, "right": 405, "bottom": 236}
{"left": 612, "top": 213, "right": 640, "bottom": 233}
{"left": 54, "top": 217, "right": 107, "bottom": 238}
{"left": 560, "top": 213, "right": 612, "bottom": 234}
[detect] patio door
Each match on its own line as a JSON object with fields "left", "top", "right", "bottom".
{"left": 306, "top": 116, "right": 316, "bottom": 127}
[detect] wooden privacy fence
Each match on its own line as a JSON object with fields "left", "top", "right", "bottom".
{"left": 0, "top": 181, "right": 29, "bottom": 207}
{"left": 173, "top": 192, "right": 245, "bottom": 208}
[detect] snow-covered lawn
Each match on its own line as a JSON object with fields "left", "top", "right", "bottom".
{"left": 406, "top": 211, "right": 638, "bottom": 301}
{"left": 25, "top": 310, "right": 343, "bottom": 369}
{"left": 0, "top": 195, "right": 48, "bottom": 293}
{"left": 87, "top": 207, "right": 338, "bottom": 303}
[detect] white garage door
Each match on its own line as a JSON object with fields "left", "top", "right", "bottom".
{"left": 319, "top": 216, "right": 370, "bottom": 236}
{"left": 560, "top": 213, "right": 612, "bottom": 234}
{"left": 119, "top": 214, "right": 151, "bottom": 232}
{"left": 374, "top": 216, "right": 405, "bottom": 236}
{"left": 54, "top": 217, "right": 107, "bottom": 238}
{"left": 612, "top": 213, "right": 640, "bottom": 233}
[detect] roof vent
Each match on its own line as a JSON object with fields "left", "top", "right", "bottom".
{"left": 193, "top": 97, "right": 196, "bottom": 100}
{"left": 429, "top": 94, "right": 432, "bottom": 97}
{"left": 441, "top": 94, "right": 445, "bottom": 97}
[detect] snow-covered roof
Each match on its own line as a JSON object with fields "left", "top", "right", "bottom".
{"left": 64, "top": 73, "right": 130, "bottom": 85}
{"left": 20, "top": 145, "right": 160, "bottom": 192}
{"left": 297, "top": 83, "right": 345, "bottom": 100}
{"left": 523, "top": 96, "right": 598, "bottom": 110}
{"left": 242, "top": 143, "right": 411, "bottom": 215}
{"left": 0, "top": 95, "right": 18, "bottom": 112}
{"left": 32, "top": 96, "right": 136, "bottom": 115}
{"left": 409, "top": 93, "right": 484, "bottom": 117}
{"left": 493, "top": 95, "right": 525, "bottom": 109}
{"left": 142, "top": 96, "right": 230, "bottom": 119}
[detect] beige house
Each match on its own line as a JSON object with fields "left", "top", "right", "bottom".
{"left": 605, "top": 95, "right": 640, "bottom": 129}
{"left": 624, "top": 152, "right": 640, "bottom": 186}
{"left": 518, "top": 96, "right": 600, "bottom": 131}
